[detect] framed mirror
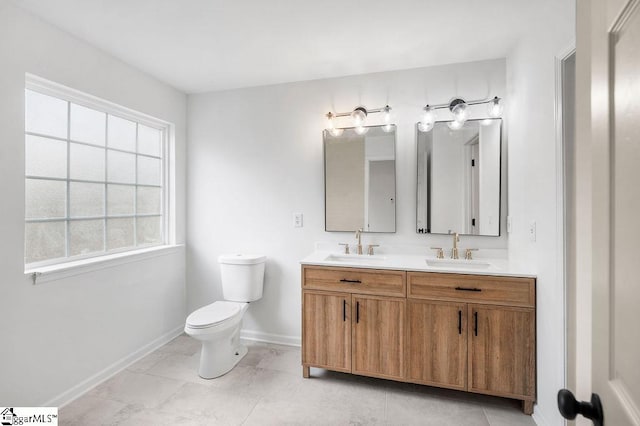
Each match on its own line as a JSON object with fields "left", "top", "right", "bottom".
{"left": 416, "top": 119, "right": 502, "bottom": 236}
{"left": 324, "top": 126, "right": 396, "bottom": 232}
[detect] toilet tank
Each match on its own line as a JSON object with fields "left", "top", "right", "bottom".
{"left": 218, "top": 254, "right": 266, "bottom": 302}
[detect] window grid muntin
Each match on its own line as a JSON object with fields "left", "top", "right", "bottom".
{"left": 25, "top": 87, "right": 167, "bottom": 267}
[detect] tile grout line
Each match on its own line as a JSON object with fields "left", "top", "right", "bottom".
{"left": 239, "top": 394, "right": 265, "bottom": 426}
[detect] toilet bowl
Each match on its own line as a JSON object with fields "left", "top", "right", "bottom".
{"left": 185, "top": 301, "right": 249, "bottom": 379}
{"left": 185, "top": 254, "right": 266, "bottom": 379}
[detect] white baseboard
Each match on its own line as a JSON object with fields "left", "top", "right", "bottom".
{"left": 240, "top": 329, "right": 301, "bottom": 347}
{"left": 532, "top": 406, "right": 552, "bottom": 426}
{"left": 44, "top": 325, "right": 184, "bottom": 408}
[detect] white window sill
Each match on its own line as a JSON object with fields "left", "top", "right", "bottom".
{"left": 25, "top": 244, "right": 185, "bottom": 285}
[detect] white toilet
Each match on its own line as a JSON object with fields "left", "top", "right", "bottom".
{"left": 185, "top": 254, "right": 266, "bottom": 379}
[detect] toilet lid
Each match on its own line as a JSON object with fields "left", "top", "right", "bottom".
{"left": 186, "top": 301, "right": 243, "bottom": 328}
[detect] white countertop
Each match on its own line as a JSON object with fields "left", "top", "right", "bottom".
{"left": 300, "top": 250, "right": 536, "bottom": 278}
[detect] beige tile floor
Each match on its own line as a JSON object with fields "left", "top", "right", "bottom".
{"left": 60, "top": 335, "right": 537, "bottom": 425}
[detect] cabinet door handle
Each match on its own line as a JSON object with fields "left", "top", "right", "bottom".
{"left": 455, "top": 286, "right": 482, "bottom": 292}
{"left": 356, "top": 301, "right": 360, "bottom": 323}
{"left": 474, "top": 311, "right": 478, "bottom": 336}
{"left": 340, "top": 279, "right": 361, "bottom": 284}
{"left": 458, "top": 310, "right": 462, "bottom": 334}
{"left": 343, "top": 300, "right": 346, "bottom": 322}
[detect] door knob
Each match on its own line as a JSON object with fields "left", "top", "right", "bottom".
{"left": 557, "top": 389, "right": 604, "bottom": 426}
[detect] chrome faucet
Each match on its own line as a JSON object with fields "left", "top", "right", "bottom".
{"left": 355, "top": 228, "right": 363, "bottom": 255}
{"left": 451, "top": 232, "right": 460, "bottom": 259}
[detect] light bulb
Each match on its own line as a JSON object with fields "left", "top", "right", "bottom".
{"left": 351, "top": 107, "right": 367, "bottom": 127}
{"left": 422, "top": 105, "right": 435, "bottom": 126}
{"left": 329, "top": 128, "right": 344, "bottom": 137}
{"left": 382, "top": 123, "right": 394, "bottom": 133}
{"left": 451, "top": 103, "right": 468, "bottom": 122}
{"left": 447, "top": 120, "right": 464, "bottom": 130}
{"left": 487, "top": 97, "right": 503, "bottom": 117}
{"left": 354, "top": 125, "right": 369, "bottom": 135}
{"left": 326, "top": 112, "right": 335, "bottom": 130}
{"left": 382, "top": 105, "right": 392, "bottom": 124}
{"left": 418, "top": 121, "right": 434, "bottom": 132}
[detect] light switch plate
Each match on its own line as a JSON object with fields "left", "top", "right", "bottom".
{"left": 293, "top": 212, "right": 303, "bottom": 228}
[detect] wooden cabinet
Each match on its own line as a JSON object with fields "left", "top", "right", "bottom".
{"left": 302, "top": 265, "right": 536, "bottom": 415}
{"left": 301, "top": 291, "right": 351, "bottom": 373}
{"left": 407, "top": 299, "right": 467, "bottom": 390}
{"left": 352, "top": 295, "right": 405, "bottom": 380}
{"left": 301, "top": 267, "right": 406, "bottom": 381}
{"left": 468, "top": 304, "right": 536, "bottom": 400}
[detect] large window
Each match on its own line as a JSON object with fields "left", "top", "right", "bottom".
{"left": 25, "top": 79, "right": 169, "bottom": 267}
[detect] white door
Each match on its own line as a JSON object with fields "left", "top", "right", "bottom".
{"left": 565, "top": 0, "right": 640, "bottom": 424}
{"left": 367, "top": 160, "right": 395, "bottom": 232}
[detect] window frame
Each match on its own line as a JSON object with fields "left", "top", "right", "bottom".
{"left": 24, "top": 74, "right": 174, "bottom": 271}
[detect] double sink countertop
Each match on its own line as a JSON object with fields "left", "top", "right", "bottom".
{"left": 300, "top": 248, "right": 536, "bottom": 279}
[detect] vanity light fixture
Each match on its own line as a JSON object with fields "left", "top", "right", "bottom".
{"left": 325, "top": 105, "right": 393, "bottom": 136}
{"left": 418, "top": 96, "right": 502, "bottom": 132}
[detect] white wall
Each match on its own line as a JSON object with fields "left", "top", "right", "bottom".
{"left": 0, "top": 2, "right": 187, "bottom": 406}
{"left": 187, "top": 58, "right": 506, "bottom": 343}
{"left": 506, "top": 2, "right": 575, "bottom": 423}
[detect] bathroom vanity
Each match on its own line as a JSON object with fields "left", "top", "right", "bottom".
{"left": 300, "top": 255, "right": 536, "bottom": 415}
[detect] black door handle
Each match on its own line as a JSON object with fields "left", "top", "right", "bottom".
{"left": 455, "top": 286, "right": 482, "bottom": 292}
{"left": 340, "top": 279, "right": 361, "bottom": 284}
{"left": 356, "top": 301, "right": 360, "bottom": 323}
{"left": 557, "top": 389, "right": 604, "bottom": 426}
{"left": 343, "top": 300, "right": 346, "bottom": 322}
{"left": 458, "top": 310, "right": 462, "bottom": 334}
{"left": 473, "top": 311, "right": 478, "bottom": 336}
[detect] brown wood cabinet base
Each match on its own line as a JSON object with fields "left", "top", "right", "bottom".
{"left": 522, "top": 400, "right": 534, "bottom": 415}
{"left": 301, "top": 265, "right": 536, "bottom": 415}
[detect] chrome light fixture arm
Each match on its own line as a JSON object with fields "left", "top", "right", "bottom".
{"left": 325, "top": 105, "right": 393, "bottom": 136}
{"left": 418, "top": 96, "right": 502, "bottom": 132}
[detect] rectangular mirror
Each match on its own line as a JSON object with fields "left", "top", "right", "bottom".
{"left": 416, "top": 119, "right": 502, "bottom": 236}
{"left": 324, "top": 126, "right": 396, "bottom": 232}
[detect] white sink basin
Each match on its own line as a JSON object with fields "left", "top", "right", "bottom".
{"left": 324, "top": 254, "right": 387, "bottom": 265}
{"left": 425, "top": 258, "right": 492, "bottom": 270}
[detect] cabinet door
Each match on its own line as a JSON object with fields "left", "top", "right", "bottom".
{"left": 407, "top": 300, "right": 467, "bottom": 390}
{"left": 302, "top": 291, "right": 351, "bottom": 372}
{"left": 352, "top": 294, "right": 405, "bottom": 380}
{"left": 468, "top": 304, "right": 535, "bottom": 399}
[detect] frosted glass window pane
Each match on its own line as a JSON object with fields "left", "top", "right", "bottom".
{"left": 107, "top": 150, "right": 135, "bottom": 183}
{"left": 70, "top": 182, "right": 104, "bottom": 217}
{"left": 25, "top": 135, "right": 67, "bottom": 178}
{"left": 137, "top": 156, "right": 161, "bottom": 185}
{"left": 25, "top": 221, "right": 66, "bottom": 264}
{"left": 107, "top": 218, "right": 134, "bottom": 250}
{"left": 70, "top": 104, "right": 106, "bottom": 145}
{"left": 70, "top": 143, "right": 105, "bottom": 181}
{"left": 137, "top": 187, "right": 161, "bottom": 215}
{"left": 26, "top": 179, "right": 66, "bottom": 219}
{"left": 69, "top": 219, "right": 104, "bottom": 256}
{"left": 108, "top": 115, "right": 136, "bottom": 151}
{"left": 137, "top": 216, "right": 162, "bottom": 245}
{"left": 25, "top": 90, "right": 68, "bottom": 138}
{"left": 107, "top": 185, "right": 134, "bottom": 215}
{"left": 138, "top": 125, "right": 161, "bottom": 156}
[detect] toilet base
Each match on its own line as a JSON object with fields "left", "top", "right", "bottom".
{"left": 199, "top": 343, "right": 247, "bottom": 379}
{"left": 196, "top": 321, "right": 248, "bottom": 379}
